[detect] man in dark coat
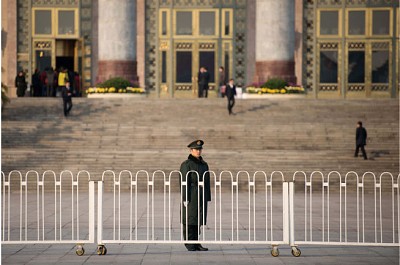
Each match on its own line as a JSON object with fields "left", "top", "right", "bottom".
{"left": 197, "top": 67, "right": 210, "bottom": 98}
{"left": 15, "top": 70, "right": 27, "bottom": 97}
{"left": 354, "top": 121, "right": 367, "bottom": 160}
{"left": 202, "top": 67, "right": 210, "bottom": 98}
{"left": 180, "top": 140, "right": 211, "bottom": 251}
{"left": 218, "top": 66, "right": 226, "bottom": 98}
{"left": 62, "top": 81, "right": 73, "bottom": 117}
{"left": 32, "top": 69, "right": 42, "bottom": 97}
{"left": 226, "top": 78, "right": 237, "bottom": 115}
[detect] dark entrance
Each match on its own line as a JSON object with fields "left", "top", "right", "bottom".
{"left": 55, "top": 39, "right": 75, "bottom": 72}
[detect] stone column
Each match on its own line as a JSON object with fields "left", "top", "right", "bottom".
{"left": 136, "top": 0, "right": 145, "bottom": 88}
{"left": 255, "top": 0, "right": 295, "bottom": 84}
{"left": 97, "top": 0, "right": 137, "bottom": 83}
{"left": 1, "top": 0, "right": 17, "bottom": 98}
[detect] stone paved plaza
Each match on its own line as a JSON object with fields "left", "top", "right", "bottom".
{"left": 2, "top": 243, "right": 399, "bottom": 265}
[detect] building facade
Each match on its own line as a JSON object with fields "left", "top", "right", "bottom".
{"left": 1, "top": 0, "right": 399, "bottom": 98}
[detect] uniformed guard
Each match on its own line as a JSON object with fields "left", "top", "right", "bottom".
{"left": 179, "top": 140, "right": 211, "bottom": 251}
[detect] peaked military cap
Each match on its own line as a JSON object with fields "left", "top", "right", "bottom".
{"left": 187, "top": 140, "right": 204, "bottom": 149}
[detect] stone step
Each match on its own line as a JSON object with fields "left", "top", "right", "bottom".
{"left": 2, "top": 98, "right": 398, "bottom": 190}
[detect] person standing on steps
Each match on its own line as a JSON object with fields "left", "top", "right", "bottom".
{"left": 218, "top": 66, "right": 226, "bottom": 98}
{"left": 197, "top": 67, "right": 206, "bottom": 98}
{"left": 179, "top": 140, "right": 211, "bottom": 251}
{"left": 202, "top": 67, "right": 210, "bottom": 98}
{"left": 45, "top": 67, "right": 55, "bottom": 97}
{"left": 58, "top": 67, "right": 68, "bottom": 97}
{"left": 354, "top": 121, "right": 368, "bottom": 160}
{"left": 226, "top": 78, "right": 237, "bottom": 115}
{"left": 32, "top": 69, "right": 42, "bottom": 97}
{"left": 15, "top": 70, "right": 27, "bottom": 97}
{"left": 62, "top": 81, "right": 73, "bottom": 117}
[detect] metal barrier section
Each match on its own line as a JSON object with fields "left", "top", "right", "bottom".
{"left": 2, "top": 169, "right": 398, "bottom": 257}
{"left": 290, "top": 171, "right": 400, "bottom": 250}
{"left": 96, "top": 170, "right": 289, "bottom": 255}
{"left": 1, "top": 170, "right": 95, "bottom": 256}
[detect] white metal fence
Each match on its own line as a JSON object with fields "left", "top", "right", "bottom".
{"left": 1, "top": 170, "right": 95, "bottom": 255}
{"left": 1, "top": 170, "right": 399, "bottom": 257}
{"left": 291, "top": 171, "right": 400, "bottom": 249}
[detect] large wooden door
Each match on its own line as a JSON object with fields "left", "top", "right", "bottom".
{"left": 173, "top": 40, "right": 217, "bottom": 97}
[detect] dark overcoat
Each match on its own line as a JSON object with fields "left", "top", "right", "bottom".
{"left": 15, "top": 75, "right": 27, "bottom": 97}
{"left": 226, "top": 84, "right": 237, "bottom": 99}
{"left": 356, "top": 126, "right": 367, "bottom": 146}
{"left": 180, "top": 154, "right": 211, "bottom": 225}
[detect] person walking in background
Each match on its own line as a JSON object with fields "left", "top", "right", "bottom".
{"left": 354, "top": 121, "right": 368, "bottom": 160}
{"left": 15, "top": 70, "right": 27, "bottom": 97}
{"left": 179, "top": 140, "right": 211, "bottom": 251}
{"left": 46, "top": 67, "right": 55, "bottom": 97}
{"left": 197, "top": 67, "right": 206, "bottom": 98}
{"left": 39, "top": 68, "right": 48, "bottom": 96}
{"left": 62, "top": 81, "right": 73, "bottom": 117}
{"left": 32, "top": 69, "right": 42, "bottom": 97}
{"left": 57, "top": 67, "right": 68, "bottom": 97}
{"left": 53, "top": 68, "right": 59, "bottom": 97}
{"left": 68, "top": 69, "right": 75, "bottom": 95}
{"left": 203, "top": 67, "right": 210, "bottom": 98}
{"left": 226, "top": 78, "right": 237, "bottom": 115}
{"left": 218, "top": 66, "right": 226, "bottom": 98}
{"left": 73, "top": 72, "right": 81, "bottom": 97}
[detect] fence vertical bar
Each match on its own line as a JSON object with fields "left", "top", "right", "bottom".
{"left": 289, "top": 182, "right": 295, "bottom": 247}
{"left": 265, "top": 179, "right": 268, "bottom": 242}
{"left": 2, "top": 172, "right": 6, "bottom": 241}
{"left": 88, "top": 181, "right": 95, "bottom": 243}
{"left": 20, "top": 172, "right": 23, "bottom": 241}
{"left": 118, "top": 176, "right": 121, "bottom": 241}
{"left": 24, "top": 173, "right": 27, "bottom": 241}
{"left": 283, "top": 182, "right": 289, "bottom": 244}
{"left": 97, "top": 181, "right": 103, "bottom": 245}
{"left": 397, "top": 174, "right": 400, "bottom": 245}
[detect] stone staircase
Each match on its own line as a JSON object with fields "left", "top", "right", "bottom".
{"left": 1, "top": 97, "right": 399, "bottom": 190}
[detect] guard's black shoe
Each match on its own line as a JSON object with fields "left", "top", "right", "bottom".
{"left": 185, "top": 244, "right": 196, "bottom": 251}
{"left": 196, "top": 244, "right": 208, "bottom": 251}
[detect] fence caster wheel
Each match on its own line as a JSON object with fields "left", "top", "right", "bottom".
{"left": 97, "top": 244, "right": 107, "bottom": 255}
{"left": 75, "top": 244, "right": 85, "bottom": 256}
{"left": 271, "top": 246, "right": 279, "bottom": 257}
{"left": 291, "top": 246, "right": 301, "bottom": 257}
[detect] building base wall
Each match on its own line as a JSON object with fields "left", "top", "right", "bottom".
{"left": 255, "top": 60, "right": 296, "bottom": 84}
{"left": 97, "top": 60, "right": 137, "bottom": 84}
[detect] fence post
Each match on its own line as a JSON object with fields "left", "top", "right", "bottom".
{"left": 283, "top": 182, "right": 289, "bottom": 244}
{"left": 97, "top": 181, "right": 103, "bottom": 245}
{"left": 89, "top": 181, "right": 95, "bottom": 243}
{"left": 289, "top": 182, "right": 295, "bottom": 246}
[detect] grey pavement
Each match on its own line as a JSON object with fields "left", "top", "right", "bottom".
{"left": 2, "top": 242, "right": 399, "bottom": 264}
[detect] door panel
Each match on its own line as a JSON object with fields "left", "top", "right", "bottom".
{"left": 199, "top": 51, "right": 215, "bottom": 83}
{"left": 176, "top": 51, "right": 192, "bottom": 83}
